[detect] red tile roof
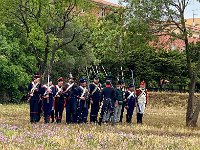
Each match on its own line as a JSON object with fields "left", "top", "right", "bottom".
{"left": 151, "top": 21, "right": 200, "bottom": 51}
{"left": 91, "top": 0, "right": 119, "bottom": 7}
{"left": 152, "top": 35, "right": 200, "bottom": 51}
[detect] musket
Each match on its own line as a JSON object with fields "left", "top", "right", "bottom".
{"left": 131, "top": 69, "right": 136, "bottom": 98}
{"left": 44, "top": 65, "right": 51, "bottom": 103}
{"left": 46, "top": 73, "right": 50, "bottom": 103}
{"left": 85, "top": 66, "right": 90, "bottom": 108}
{"left": 96, "top": 66, "right": 99, "bottom": 74}
{"left": 86, "top": 66, "right": 90, "bottom": 92}
{"left": 101, "top": 65, "right": 108, "bottom": 76}
{"left": 91, "top": 65, "right": 96, "bottom": 74}
{"left": 117, "top": 73, "right": 120, "bottom": 81}
{"left": 121, "top": 66, "right": 124, "bottom": 81}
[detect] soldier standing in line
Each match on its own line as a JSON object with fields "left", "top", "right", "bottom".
{"left": 136, "top": 81, "right": 148, "bottom": 124}
{"left": 89, "top": 75, "right": 101, "bottom": 123}
{"left": 54, "top": 77, "right": 65, "bottom": 123}
{"left": 27, "top": 74, "right": 42, "bottom": 123}
{"left": 77, "top": 77, "right": 89, "bottom": 123}
{"left": 125, "top": 83, "right": 136, "bottom": 123}
{"left": 65, "top": 74, "right": 79, "bottom": 124}
{"left": 41, "top": 81, "right": 55, "bottom": 123}
{"left": 98, "top": 78, "right": 116, "bottom": 126}
{"left": 114, "top": 80, "right": 124, "bottom": 123}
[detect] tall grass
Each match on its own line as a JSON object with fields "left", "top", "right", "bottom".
{"left": 0, "top": 92, "right": 200, "bottom": 150}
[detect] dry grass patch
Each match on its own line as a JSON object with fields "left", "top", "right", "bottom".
{"left": 0, "top": 92, "right": 200, "bottom": 149}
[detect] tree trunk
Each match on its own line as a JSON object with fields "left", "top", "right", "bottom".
{"left": 178, "top": 9, "right": 200, "bottom": 127}
{"left": 186, "top": 75, "right": 197, "bottom": 127}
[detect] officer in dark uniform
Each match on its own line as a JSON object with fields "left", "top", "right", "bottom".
{"left": 65, "top": 75, "right": 79, "bottom": 124}
{"left": 54, "top": 77, "right": 65, "bottom": 123}
{"left": 98, "top": 78, "right": 116, "bottom": 125}
{"left": 89, "top": 75, "right": 101, "bottom": 123}
{"left": 27, "top": 74, "right": 42, "bottom": 123}
{"left": 41, "top": 81, "right": 55, "bottom": 123}
{"left": 77, "top": 77, "right": 89, "bottom": 123}
{"left": 125, "top": 83, "right": 136, "bottom": 123}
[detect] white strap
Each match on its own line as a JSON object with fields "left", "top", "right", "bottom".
{"left": 55, "top": 85, "right": 62, "bottom": 96}
{"left": 80, "top": 86, "right": 87, "bottom": 97}
{"left": 91, "top": 83, "right": 100, "bottom": 95}
{"left": 66, "top": 82, "right": 74, "bottom": 92}
{"left": 43, "top": 84, "right": 53, "bottom": 95}
{"left": 30, "top": 82, "right": 39, "bottom": 93}
{"left": 138, "top": 88, "right": 146, "bottom": 99}
{"left": 127, "top": 91, "right": 135, "bottom": 100}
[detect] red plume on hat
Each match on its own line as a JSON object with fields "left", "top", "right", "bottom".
{"left": 57, "top": 77, "right": 64, "bottom": 82}
{"left": 140, "top": 81, "right": 145, "bottom": 86}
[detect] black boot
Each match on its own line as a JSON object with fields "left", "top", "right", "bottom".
{"left": 94, "top": 116, "right": 97, "bottom": 123}
{"left": 44, "top": 116, "right": 49, "bottom": 123}
{"left": 120, "top": 112, "right": 123, "bottom": 123}
{"left": 90, "top": 116, "right": 94, "bottom": 123}
{"left": 126, "top": 114, "right": 131, "bottom": 123}
{"left": 110, "top": 115, "right": 114, "bottom": 126}
{"left": 51, "top": 111, "right": 54, "bottom": 123}
{"left": 98, "top": 118, "right": 102, "bottom": 126}
{"left": 137, "top": 113, "right": 140, "bottom": 124}
{"left": 140, "top": 114, "right": 143, "bottom": 124}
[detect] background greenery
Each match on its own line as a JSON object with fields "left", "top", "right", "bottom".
{"left": 0, "top": 0, "right": 199, "bottom": 103}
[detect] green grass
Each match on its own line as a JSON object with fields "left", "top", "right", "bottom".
{"left": 0, "top": 92, "right": 200, "bottom": 150}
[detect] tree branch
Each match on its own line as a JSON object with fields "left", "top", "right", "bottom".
{"left": 56, "top": 30, "right": 76, "bottom": 49}
{"left": 31, "top": 43, "right": 42, "bottom": 65}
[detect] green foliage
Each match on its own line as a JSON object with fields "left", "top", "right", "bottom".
{"left": 0, "top": 0, "right": 199, "bottom": 103}
{"left": 0, "top": 24, "right": 31, "bottom": 103}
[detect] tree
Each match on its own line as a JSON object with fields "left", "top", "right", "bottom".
{"left": 0, "top": 0, "right": 90, "bottom": 81}
{"left": 0, "top": 24, "right": 30, "bottom": 102}
{"left": 0, "top": 0, "right": 97, "bottom": 101}
{"left": 128, "top": 0, "right": 200, "bottom": 127}
{"left": 88, "top": 7, "right": 156, "bottom": 81}
{"left": 153, "top": 50, "right": 187, "bottom": 91}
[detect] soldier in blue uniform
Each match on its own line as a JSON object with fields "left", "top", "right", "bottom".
{"left": 98, "top": 78, "right": 116, "bottom": 125}
{"left": 65, "top": 75, "right": 79, "bottom": 124}
{"left": 54, "top": 77, "right": 65, "bottom": 123}
{"left": 41, "top": 81, "right": 55, "bottom": 123}
{"left": 27, "top": 74, "right": 42, "bottom": 123}
{"left": 89, "top": 75, "right": 101, "bottom": 123}
{"left": 125, "top": 83, "right": 136, "bottom": 123}
{"left": 77, "top": 77, "right": 89, "bottom": 123}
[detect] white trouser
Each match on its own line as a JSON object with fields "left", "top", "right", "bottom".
{"left": 114, "top": 105, "right": 122, "bottom": 122}
{"left": 136, "top": 103, "right": 145, "bottom": 114}
{"left": 103, "top": 112, "right": 110, "bottom": 122}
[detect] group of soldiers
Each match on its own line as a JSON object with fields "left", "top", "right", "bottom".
{"left": 27, "top": 73, "right": 148, "bottom": 125}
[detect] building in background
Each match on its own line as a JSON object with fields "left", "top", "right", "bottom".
{"left": 152, "top": 18, "right": 200, "bottom": 51}
{"left": 79, "top": 0, "right": 119, "bottom": 17}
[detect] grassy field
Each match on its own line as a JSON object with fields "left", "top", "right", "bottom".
{"left": 0, "top": 92, "right": 200, "bottom": 150}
